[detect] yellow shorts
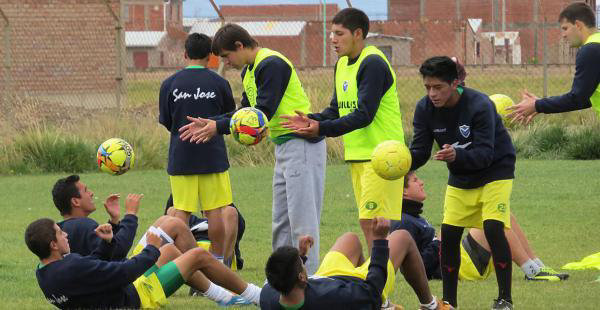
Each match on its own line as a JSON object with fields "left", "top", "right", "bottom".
{"left": 315, "top": 251, "right": 396, "bottom": 299}
{"left": 443, "top": 179, "right": 512, "bottom": 229}
{"left": 458, "top": 242, "right": 494, "bottom": 281}
{"left": 170, "top": 171, "right": 233, "bottom": 213}
{"left": 133, "top": 272, "right": 167, "bottom": 309}
{"left": 350, "top": 162, "right": 403, "bottom": 220}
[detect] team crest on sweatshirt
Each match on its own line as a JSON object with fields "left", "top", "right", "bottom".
{"left": 459, "top": 124, "right": 470, "bottom": 138}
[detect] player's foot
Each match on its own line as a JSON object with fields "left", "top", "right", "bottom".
{"left": 540, "top": 266, "right": 569, "bottom": 280}
{"left": 525, "top": 270, "right": 561, "bottom": 281}
{"left": 381, "top": 299, "right": 403, "bottom": 310}
{"left": 491, "top": 299, "right": 513, "bottom": 310}
{"left": 419, "top": 298, "right": 454, "bottom": 310}
{"left": 189, "top": 287, "right": 202, "bottom": 296}
{"left": 216, "top": 295, "right": 253, "bottom": 307}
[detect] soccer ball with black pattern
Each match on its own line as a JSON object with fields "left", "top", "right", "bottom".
{"left": 229, "top": 107, "right": 268, "bottom": 145}
{"left": 97, "top": 138, "right": 135, "bottom": 175}
{"left": 371, "top": 140, "right": 412, "bottom": 180}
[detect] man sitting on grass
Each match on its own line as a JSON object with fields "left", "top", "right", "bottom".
{"left": 51, "top": 175, "right": 250, "bottom": 306}
{"left": 25, "top": 218, "right": 261, "bottom": 309}
{"left": 261, "top": 217, "right": 453, "bottom": 310}
{"left": 392, "top": 171, "right": 569, "bottom": 282}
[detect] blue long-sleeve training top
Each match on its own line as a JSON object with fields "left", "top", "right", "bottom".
{"left": 159, "top": 67, "right": 235, "bottom": 175}
{"left": 58, "top": 214, "right": 138, "bottom": 261}
{"left": 259, "top": 239, "right": 390, "bottom": 310}
{"left": 535, "top": 41, "right": 600, "bottom": 113}
{"left": 35, "top": 241, "right": 160, "bottom": 309}
{"left": 410, "top": 87, "right": 516, "bottom": 189}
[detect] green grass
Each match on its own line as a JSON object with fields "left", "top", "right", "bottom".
{"left": 0, "top": 161, "right": 599, "bottom": 309}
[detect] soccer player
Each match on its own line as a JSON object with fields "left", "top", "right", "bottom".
{"left": 25, "top": 218, "right": 261, "bottom": 309}
{"left": 280, "top": 8, "right": 406, "bottom": 253}
{"left": 159, "top": 33, "right": 236, "bottom": 262}
{"left": 507, "top": 2, "right": 600, "bottom": 124}
{"left": 261, "top": 217, "right": 452, "bottom": 310}
{"left": 393, "top": 171, "right": 569, "bottom": 282}
{"left": 180, "top": 24, "right": 327, "bottom": 274}
{"left": 51, "top": 175, "right": 251, "bottom": 306}
{"left": 410, "top": 56, "right": 516, "bottom": 309}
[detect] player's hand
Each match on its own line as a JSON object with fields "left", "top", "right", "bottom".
{"left": 371, "top": 217, "right": 390, "bottom": 240}
{"left": 95, "top": 223, "right": 114, "bottom": 243}
{"left": 434, "top": 144, "right": 456, "bottom": 162}
{"left": 179, "top": 116, "right": 208, "bottom": 142}
{"left": 125, "top": 193, "right": 143, "bottom": 215}
{"left": 189, "top": 117, "right": 217, "bottom": 144}
{"left": 298, "top": 235, "right": 314, "bottom": 257}
{"left": 506, "top": 90, "right": 539, "bottom": 125}
{"left": 103, "top": 194, "right": 120, "bottom": 224}
{"left": 146, "top": 231, "right": 162, "bottom": 249}
{"left": 281, "top": 110, "right": 311, "bottom": 130}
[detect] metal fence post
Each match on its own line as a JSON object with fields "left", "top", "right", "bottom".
{"left": 1, "top": 7, "right": 11, "bottom": 106}
{"left": 208, "top": 0, "right": 225, "bottom": 76}
{"left": 104, "top": 0, "right": 124, "bottom": 110}
{"left": 542, "top": 17, "right": 548, "bottom": 97}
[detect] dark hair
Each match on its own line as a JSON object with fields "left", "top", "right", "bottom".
{"left": 52, "top": 175, "right": 80, "bottom": 216}
{"left": 559, "top": 2, "right": 596, "bottom": 28}
{"left": 211, "top": 24, "right": 258, "bottom": 55}
{"left": 332, "top": 8, "right": 369, "bottom": 39}
{"left": 25, "top": 218, "right": 57, "bottom": 260}
{"left": 185, "top": 33, "right": 212, "bottom": 60}
{"left": 265, "top": 246, "right": 304, "bottom": 295}
{"left": 419, "top": 56, "right": 459, "bottom": 84}
{"left": 403, "top": 171, "right": 416, "bottom": 188}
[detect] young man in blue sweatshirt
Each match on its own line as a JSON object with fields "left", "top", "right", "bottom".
{"left": 391, "top": 171, "right": 568, "bottom": 282}
{"left": 26, "top": 218, "right": 261, "bottom": 309}
{"left": 159, "top": 33, "right": 236, "bottom": 263}
{"left": 507, "top": 2, "right": 600, "bottom": 123}
{"left": 260, "top": 217, "right": 452, "bottom": 310}
{"left": 410, "top": 56, "right": 515, "bottom": 310}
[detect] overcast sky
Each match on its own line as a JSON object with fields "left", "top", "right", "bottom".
{"left": 183, "top": 0, "right": 388, "bottom": 20}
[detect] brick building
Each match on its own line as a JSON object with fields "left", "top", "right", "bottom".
{"left": 123, "top": 0, "right": 183, "bottom": 31}
{"left": 386, "top": 0, "right": 597, "bottom": 64}
{"left": 0, "top": 0, "right": 120, "bottom": 106}
{"left": 220, "top": 4, "right": 338, "bottom": 22}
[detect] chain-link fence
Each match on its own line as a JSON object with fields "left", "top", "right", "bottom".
{"left": 1, "top": 0, "right": 598, "bottom": 144}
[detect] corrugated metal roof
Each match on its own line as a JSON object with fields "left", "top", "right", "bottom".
{"left": 190, "top": 21, "right": 307, "bottom": 37}
{"left": 125, "top": 31, "right": 166, "bottom": 48}
{"left": 367, "top": 33, "right": 413, "bottom": 41}
{"left": 183, "top": 17, "right": 213, "bottom": 28}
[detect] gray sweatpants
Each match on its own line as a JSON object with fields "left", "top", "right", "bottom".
{"left": 272, "top": 138, "right": 326, "bottom": 274}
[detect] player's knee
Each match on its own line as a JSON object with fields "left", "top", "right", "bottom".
{"left": 338, "top": 232, "right": 361, "bottom": 246}
{"left": 223, "top": 206, "right": 238, "bottom": 223}
{"left": 388, "top": 229, "right": 414, "bottom": 246}
{"left": 189, "top": 247, "right": 212, "bottom": 263}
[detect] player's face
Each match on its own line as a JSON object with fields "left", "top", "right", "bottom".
{"left": 74, "top": 181, "right": 96, "bottom": 214}
{"left": 330, "top": 24, "right": 359, "bottom": 57}
{"left": 403, "top": 173, "right": 426, "bottom": 202}
{"left": 423, "top": 76, "right": 458, "bottom": 108}
{"left": 53, "top": 224, "right": 70, "bottom": 255}
{"left": 560, "top": 19, "right": 583, "bottom": 48}
{"left": 219, "top": 46, "right": 245, "bottom": 69}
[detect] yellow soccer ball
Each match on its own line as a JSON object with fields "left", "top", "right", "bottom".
{"left": 229, "top": 107, "right": 268, "bottom": 145}
{"left": 489, "top": 94, "right": 514, "bottom": 118}
{"left": 97, "top": 138, "right": 135, "bottom": 175}
{"left": 371, "top": 140, "right": 412, "bottom": 180}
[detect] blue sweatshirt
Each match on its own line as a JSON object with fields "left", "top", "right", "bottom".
{"left": 410, "top": 87, "right": 516, "bottom": 189}
{"left": 390, "top": 199, "right": 441, "bottom": 280}
{"left": 260, "top": 239, "right": 390, "bottom": 310}
{"left": 35, "top": 241, "right": 160, "bottom": 309}
{"left": 535, "top": 41, "right": 600, "bottom": 113}
{"left": 308, "top": 55, "right": 394, "bottom": 139}
{"left": 58, "top": 214, "right": 137, "bottom": 260}
{"left": 159, "top": 67, "right": 235, "bottom": 175}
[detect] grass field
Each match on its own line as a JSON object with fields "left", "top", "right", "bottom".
{"left": 1, "top": 160, "right": 599, "bottom": 309}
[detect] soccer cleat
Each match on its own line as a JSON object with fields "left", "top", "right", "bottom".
{"left": 381, "top": 299, "right": 404, "bottom": 310}
{"left": 525, "top": 270, "right": 561, "bottom": 282}
{"left": 216, "top": 295, "right": 253, "bottom": 307}
{"left": 419, "top": 299, "right": 454, "bottom": 310}
{"left": 540, "top": 266, "right": 569, "bottom": 280}
{"left": 491, "top": 299, "right": 513, "bottom": 310}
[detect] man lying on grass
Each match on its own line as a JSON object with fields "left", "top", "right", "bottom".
{"left": 51, "top": 174, "right": 250, "bottom": 306}
{"left": 25, "top": 218, "right": 261, "bottom": 309}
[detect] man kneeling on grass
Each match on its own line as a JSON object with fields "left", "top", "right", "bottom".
{"left": 261, "top": 217, "right": 453, "bottom": 310}
{"left": 25, "top": 218, "right": 261, "bottom": 309}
